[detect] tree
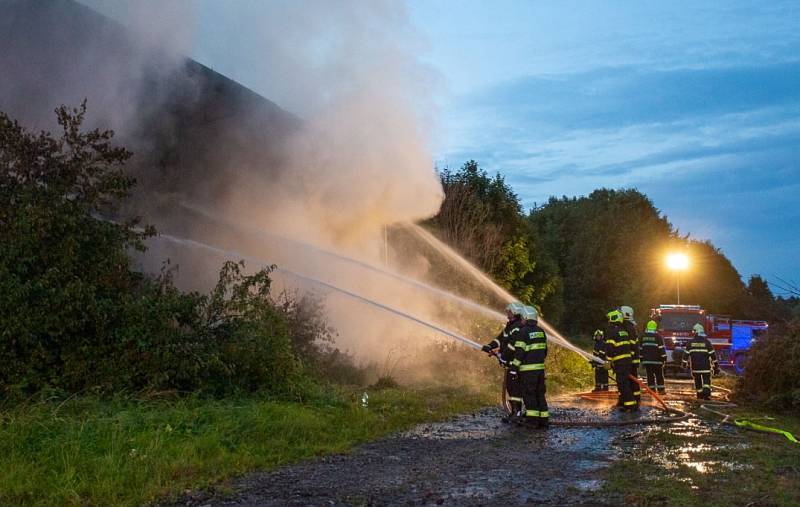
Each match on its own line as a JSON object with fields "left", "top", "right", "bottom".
{"left": 427, "top": 160, "right": 537, "bottom": 303}
{"left": 0, "top": 102, "right": 155, "bottom": 390}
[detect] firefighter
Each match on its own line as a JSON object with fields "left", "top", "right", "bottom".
{"left": 482, "top": 301, "right": 526, "bottom": 420}
{"left": 640, "top": 319, "right": 667, "bottom": 393}
{"left": 684, "top": 323, "right": 719, "bottom": 400}
{"left": 620, "top": 305, "right": 641, "bottom": 406}
{"left": 591, "top": 329, "right": 609, "bottom": 392}
{"left": 605, "top": 309, "right": 637, "bottom": 412}
{"left": 509, "top": 305, "right": 549, "bottom": 428}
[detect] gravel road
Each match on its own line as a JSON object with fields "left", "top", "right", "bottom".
{"left": 173, "top": 395, "right": 669, "bottom": 506}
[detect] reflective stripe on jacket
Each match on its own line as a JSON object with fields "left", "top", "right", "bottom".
{"left": 640, "top": 331, "right": 666, "bottom": 365}
{"left": 688, "top": 336, "right": 717, "bottom": 373}
{"left": 512, "top": 322, "right": 547, "bottom": 372}
{"left": 604, "top": 323, "right": 633, "bottom": 366}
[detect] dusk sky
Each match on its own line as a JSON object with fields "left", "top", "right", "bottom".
{"left": 93, "top": 0, "right": 799, "bottom": 292}
{"left": 405, "top": 0, "right": 799, "bottom": 292}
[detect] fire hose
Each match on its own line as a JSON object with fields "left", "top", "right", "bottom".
{"left": 491, "top": 352, "right": 689, "bottom": 427}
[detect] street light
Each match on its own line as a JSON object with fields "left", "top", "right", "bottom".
{"left": 666, "top": 252, "right": 689, "bottom": 304}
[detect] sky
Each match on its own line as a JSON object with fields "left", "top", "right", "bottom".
{"left": 89, "top": 0, "right": 799, "bottom": 292}
{"left": 403, "top": 0, "right": 800, "bottom": 292}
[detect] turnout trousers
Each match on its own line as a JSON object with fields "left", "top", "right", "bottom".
{"left": 613, "top": 362, "right": 636, "bottom": 410}
{"left": 505, "top": 368, "right": 524, "bottom": 415}
{"left": 594, "top": 366, "right": 609, "bottom": 391}
{"left": 521, "top": 371, "right": 549, "bottom": 427}
{"left": 630, "top": 363, "right": 641, "bottom": 405}
{"left": 693, "top": 372, "right": 711, "bottom": 399}
{"left": 644, "top": 364, "right": 665, "bottom": 393}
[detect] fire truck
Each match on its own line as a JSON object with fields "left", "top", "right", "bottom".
{"left": 649, "top": 304, "right": 768, "bottom": 375}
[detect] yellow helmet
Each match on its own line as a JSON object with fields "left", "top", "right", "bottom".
{"left": 607, "top": 309, "right": 623, "bottom": 323}
{"left": 693, "top": 323, "right": 706, "bottom": 336}
{"left": 646, "top": 320, "right": 658, "bottom": 332}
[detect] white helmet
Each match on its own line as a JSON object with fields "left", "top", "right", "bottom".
{"left": 505, "top": 301, "right": 525, "bottom": 318}
{"left": 693, "top": 323, "right": 706, "bottom": 336}
{"left": 522, "top": 305, "right": 539, "bottom": 321}
{"left": 620, "top": 305, "right": 634, "bottom": 321}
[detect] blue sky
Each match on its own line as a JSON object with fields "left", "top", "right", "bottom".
{"left": 406, "top": 0, "right": 800, "bottom": 290}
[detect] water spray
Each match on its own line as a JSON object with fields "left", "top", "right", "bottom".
{"left": 403, "top": 223, "right": 603, "bottom": 364}
{"left": 155, "top": 232, "right": 483, "bottom": 351}
{"left": 177, "top": 203, "right": 601, "bottom": 363}
{"left": 179, "top": 201, "right": 511, "bottom": 321}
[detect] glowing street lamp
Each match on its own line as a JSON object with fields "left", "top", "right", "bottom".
{"left": 666, "top": 252, "right": 689, "bottom": 304}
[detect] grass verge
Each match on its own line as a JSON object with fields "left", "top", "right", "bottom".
{"left": 0, "top": 386, "right": 495, "bottom": 506}
{"left": 603, "top": 401, "right": 800, "bottom": 506}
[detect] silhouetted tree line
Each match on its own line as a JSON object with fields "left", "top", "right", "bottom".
{"left": 430, "top": 161, "right": 798, "bottom": 336}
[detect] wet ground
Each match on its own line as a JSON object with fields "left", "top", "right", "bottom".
{"left": 174, "top": 396, "right": 676, "bottom": 506}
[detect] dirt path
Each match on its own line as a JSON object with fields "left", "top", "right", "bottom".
{"left": 177, "top": 396, "right": 670, "bottom": 506}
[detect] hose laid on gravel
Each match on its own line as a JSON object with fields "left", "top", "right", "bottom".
{"left": 550, "top": 407, "right": 690, "bottom": 427}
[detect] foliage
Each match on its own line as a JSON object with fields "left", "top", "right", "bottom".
{"left": 739, "top": 322, "right": 800, "bottom": 414}
{"left": 0, "top": 105, "right": 337, "bottom": 398}
{"left": 428, "top": 161, "right": 537, "bottom": 303}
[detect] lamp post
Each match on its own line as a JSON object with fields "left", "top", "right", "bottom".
{"left": 666, "top": 253, "right": 689, "bottom": 304}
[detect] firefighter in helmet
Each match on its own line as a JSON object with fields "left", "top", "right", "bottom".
{"left": 605, "top": 309, "right": 638, "bottom": 411}
{"left": 482, "top": 301, "right": 526, "bottom": 420}
{"left": 684, "top": 323, "right": 719, "bottom": 400}
{"left": 591, "top": 329, "right": 609, "bottom": 392}
{"left": 619, "top": 305, "right": 641, "bottom": 406}
{"left": 640, "top": 319, "right": 667, "bottom": 394}
{"left": 509, "top": 305, "right": 549, "bottom": 428}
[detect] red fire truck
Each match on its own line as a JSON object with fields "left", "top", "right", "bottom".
{"left": 649, "top": 304, "right": 768, "bottom": 375}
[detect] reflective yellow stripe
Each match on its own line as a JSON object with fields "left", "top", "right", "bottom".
{"left": 516, "top": 342, "right": 547, "bottom": 351}
{"left": 511, "top": 359, "right": 521, "bottom": 366}
{"left": 525, "top": 410, "right": 540, "bottom": 417}
{"left": 609, "top": 353, "right": 631, "bottom": 361}
{"left": 540, "top": 411, "right": 549, "bottom": 418}
{"left": 623, "top": 401, "right": 636, "bottom": 406}
{"left": 508, "top": 396, "right": 523, "bottom": 402}
{"left": 514, "top": 341, "right": 526, "bottom": 348}
{"left": 530, "top": 331, "right": 545, "bottom": 338}
{"left": 519, "top": 363, "right": 545, "bottom": 371}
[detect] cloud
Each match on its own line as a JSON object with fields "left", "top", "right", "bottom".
{"left": 434, "top": 59, "right": 800, "bottom": 281}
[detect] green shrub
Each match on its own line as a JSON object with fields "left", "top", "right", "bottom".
{"left": 0, "top": 104, "right": 324, "bottom": 399}
{"left": 739, "top": 322, "right": 800, "bottom": 414}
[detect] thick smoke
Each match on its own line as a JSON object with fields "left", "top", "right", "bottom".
{"left": 2, "top": 0, "right": 498, "bottom": 380}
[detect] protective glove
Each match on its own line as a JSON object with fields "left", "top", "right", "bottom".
{"left": 713, "top": 364, "right": 721, "bottom": 376}
{"left": 481, "top": 344, "right": 493, "bottom": 353}
{"left": 681, "top": 360, "right": 689, "bottom": 370}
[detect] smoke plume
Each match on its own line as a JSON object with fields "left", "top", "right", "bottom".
{"left": 2, "top": 0, "right": 501, "bottom": 379}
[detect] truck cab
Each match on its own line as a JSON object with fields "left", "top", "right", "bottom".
{"left": 651, "top": 305, "right": 706, "bottom": 375}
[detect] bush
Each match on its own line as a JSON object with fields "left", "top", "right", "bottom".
{"left": 739, "top": 322, "right": 800, "bottom": 414}
{"left": 0, "top": 104, "right": 327, "bottom": 399}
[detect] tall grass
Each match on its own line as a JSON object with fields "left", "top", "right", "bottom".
{"left": 0, "top": 387, "right": 493, "bottom": 506}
